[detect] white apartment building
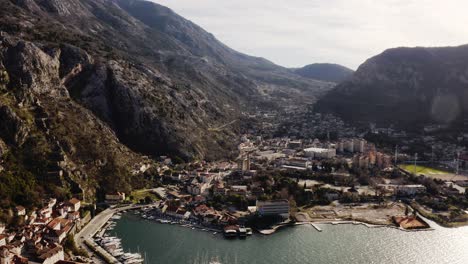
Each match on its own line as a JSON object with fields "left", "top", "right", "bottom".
{"left": 304, "top": 147, "right": 336, "bottom": 159}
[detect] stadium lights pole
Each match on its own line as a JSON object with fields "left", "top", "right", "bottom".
{"left": 394, "top": 145, "right": 398, "bottom": 165}
{"left": 414, "top": 153, "right": 418, "bottom": 174}
{"left": 431, "top": 146, "right": 434, "bottom": 165}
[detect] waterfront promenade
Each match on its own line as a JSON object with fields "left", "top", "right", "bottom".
{"left": 75, "top": 204, "right": 153, "bottom": 264}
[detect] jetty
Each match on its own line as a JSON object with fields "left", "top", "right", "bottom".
{"left": 310, "top": 223, "right": 322, "bottom": 232}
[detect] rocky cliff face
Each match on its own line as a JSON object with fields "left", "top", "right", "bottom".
{"left": 0, "top": 34, "right": 148, "bottom": 206}
{"left": 1, "top": 0, "right": 333, "bottom": 161}
{"left": 0, "top": 0, "right": 333, "bottom": 206}
{"left": 315, "top": 45, "right": 468, "bottom": 128}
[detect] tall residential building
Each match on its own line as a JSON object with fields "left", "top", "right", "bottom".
{"left": 344, "top": 140, "right": 354, "bottom": 153}
{"left": 238, "top": 155, "right": 251, "bottom": 171}
{"left": 337, "top": 141, "right": 344, "bottom": 153}
{"left": 354, "top": 139, "right": 367, "bottom": 153}
{"left": 242, "top": 158, "right": 250, "bottom": 171}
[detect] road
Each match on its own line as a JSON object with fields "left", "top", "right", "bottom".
{"left": 76, "top": 207, "right": 116, "bottom": 264}
{"left": 75, "top": 204, "right": 150, "bottom": 263}
{"left": 208, "top": 120, "right": 238, "bottom": 132}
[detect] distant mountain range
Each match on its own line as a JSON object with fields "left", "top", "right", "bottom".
{"left": 292, "top": 63, "right": 354, "bottom": 83}
{"left": 315, "top": 45, "right": 468, "bottom": 129}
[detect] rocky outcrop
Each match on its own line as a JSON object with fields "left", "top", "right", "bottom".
{"left": 0, "top": 105, "right": 30, "bottom": 146}
{"left": 59, "top": 44, "right": 93, "bottom": 82}
{"left": 13, "top": 0, "right": 89, "bottom": 16}
{"left": 2, "top": 37, "right": 69, "bottom": 97}
{"left": 0, "top": 138, "right": 7, "bottom": 157}
{"left": 0, "top": 33, "right": 148, "bottom": 204}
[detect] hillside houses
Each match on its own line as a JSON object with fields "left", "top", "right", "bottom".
{"left": 0, "top": 198, "right": 83, "bottom": 263}
{"left": 14, "top": 206, "right": 26, "bottom": 216}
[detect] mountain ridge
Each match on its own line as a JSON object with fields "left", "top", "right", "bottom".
{"left": 315, "top": 44, "right": 468, "bottom": 128}
{"left": 293, "top": 63, "right": 354, "bottom": 83}
{"left": 0, "top": 0, "right": 333, "bottom": 205}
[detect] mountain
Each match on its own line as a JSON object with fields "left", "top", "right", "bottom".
{"left": 293, "top": 63, "right": 354, "bottom": 83}
{"left": 1, "top": 0, "right": 333, "bottom": 160}
{"left": 0, "top": 0, "right": 332, "bottom": 205}
{"left": 315, "top": 45, "right": 468, "bottom": 129}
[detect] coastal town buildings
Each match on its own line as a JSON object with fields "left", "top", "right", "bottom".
{"left": 304, "top": 147, "right": 336, "bottom": 159}
{"left": 238, "top": 156, "right": 251, "bottom": 171}
{"left": 378, "top": 184, "right": 427, "bottom": 196}
{"left": 0, "top": 198, "right": 83, "bottom": 263}
{"left": 256, "top": 200, "right": 290, "bottom": 219}
{"left": 37, "top": 245, "right": 64, "bottom": 264}
{"left": 14, "top": 206, "right": 26, "bottom": 217}
{"left": 105, "top": 193, "right": 126, "bottom": 204}
{"left": 285, "top": 158, "right": 311, "bottom": 169}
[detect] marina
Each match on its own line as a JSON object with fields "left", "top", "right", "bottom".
{"left": 94, "top": 212, "right": 145, "bottom": 264}
{"left": 132, "top": 205, "right": 224, "bottom": 231}
{"left": 112, "top": 213, "right": 468, "bottom": 264}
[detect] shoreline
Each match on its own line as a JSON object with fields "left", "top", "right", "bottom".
{"left": 102, "top": 207, "right": 468, "bottom": 264}
{"left": 258, "top": 218, "right": 434, "bottom": 235}
{"left": 410, "top": 202, "right": 468, "bottom": 228}
{"left": 119, "top": 207, "right": 437, "bottom": 237}
{"left": 124, "top": 208, "right": 224, "bottom": 233}
{"left": 100, "top": 203, "right": 467, "bottom": 245}
{"left": 75, "top": 204, "right": 154, "bottom": 264}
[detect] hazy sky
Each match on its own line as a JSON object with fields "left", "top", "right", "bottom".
{"left": 155, "top": 0, "right": 468, "bottom": 70}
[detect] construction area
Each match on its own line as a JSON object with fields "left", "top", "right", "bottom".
{"left": 303, "top": 202, "right": 409, "bottom": 226}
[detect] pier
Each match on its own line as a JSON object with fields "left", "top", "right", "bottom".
{"left": 310, "top": 223, "right": 322, "bottom": 232}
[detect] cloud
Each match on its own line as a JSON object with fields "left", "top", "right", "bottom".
{"left": 154, "top": 0, "right": 468, "bottom": 69}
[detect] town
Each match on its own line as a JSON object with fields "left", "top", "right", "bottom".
{"left": 0, "top": 197, "right": 86, "bottom": 263}
{"left": 1, "top": 109, "right": 468, "bottom": 263}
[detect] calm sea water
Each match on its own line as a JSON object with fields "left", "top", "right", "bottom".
{"left": 111, "top": 214, "right": 468, "bottom": 264}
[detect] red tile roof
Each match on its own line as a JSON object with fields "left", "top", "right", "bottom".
{"left": 68, "top": 198, "right": 80, "bottom": 205}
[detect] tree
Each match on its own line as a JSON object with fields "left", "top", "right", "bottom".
{"left": 172, "top": 156, "right": 185, "bottom": 165}
{"left": 358, "top": 174, "right": 370, "bottom": 185}
{"left": 144, "top": 196, "right": 153, "bottom": 204}
{"left": 64, "top": 234, "right": 89, "bottom": 257}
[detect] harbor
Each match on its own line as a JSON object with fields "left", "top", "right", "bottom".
{"left": 127, "top": 206, "right": 248, "bottom": 238}
{"left": 93, "top": 213, "right": 145, "bottom": 264}
{"left": 111, "top": 213, "right": 468, "bottom": 264}
{"left": 78, "top": 201, "right": 438, "bottom": 263}
{"left": 75, "top": 204, "right": 154, "bottom": 264}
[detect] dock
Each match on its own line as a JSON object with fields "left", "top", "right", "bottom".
{"left": 311, "top": 223, "right": 322, "bottom": 232}
{"left": 85, "top": 239, "right": 121, "bottom": 264}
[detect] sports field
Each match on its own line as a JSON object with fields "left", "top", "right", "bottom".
{"left": 399, "top": 164, "right": 468, "bottom": 181}
{"left": 399, "top": 164, "right": 448, "bottom": 175}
